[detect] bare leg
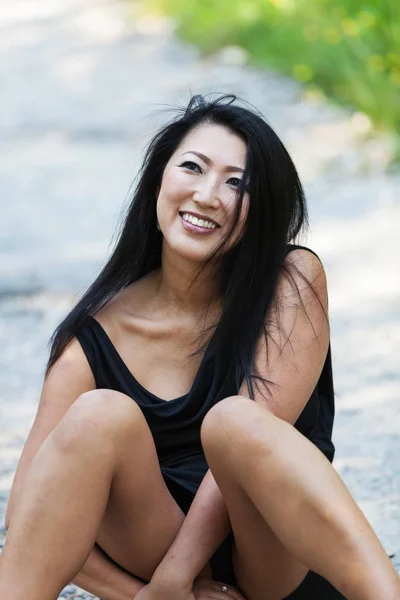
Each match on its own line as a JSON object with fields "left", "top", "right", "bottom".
{"left": 0, "top": 390, "right": 185, "bottom": 600}
{"left": 201, "top": 396, "right": 400, "bottom": 600}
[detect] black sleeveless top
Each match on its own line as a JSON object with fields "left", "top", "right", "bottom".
{"left": 75, "top": 245, "right": 341, "bottom": 596}
{"left": 75, "top": 245, "right": 335, "bottom": 505}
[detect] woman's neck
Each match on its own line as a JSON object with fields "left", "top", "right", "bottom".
{"left": 153, "top": 253, "right": 222, "bottom": 318}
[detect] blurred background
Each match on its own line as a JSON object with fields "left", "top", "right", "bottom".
{"left": 0, "top": 0, "right": 399, "bottom": 597}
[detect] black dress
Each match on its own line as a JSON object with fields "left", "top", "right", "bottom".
{"left": 75, "top": 246, "right": 345, "bottom": 599}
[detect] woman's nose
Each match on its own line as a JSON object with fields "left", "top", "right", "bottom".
{"left": 193, "top": 179, "right": 220, "bottom": 208}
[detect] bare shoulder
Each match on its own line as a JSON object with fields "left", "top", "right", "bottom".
{"left": 278, "top": 247, "right": 328, "bottom": 308}
{"left": 45, "top": 336, "right": 95, "bottom": 397}
{"left": 284, "top": 247, "right": 326, "bottom": 281}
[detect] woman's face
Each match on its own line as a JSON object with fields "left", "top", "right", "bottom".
{"left": 156, "top": 123, "right": 249, "bottom": 263}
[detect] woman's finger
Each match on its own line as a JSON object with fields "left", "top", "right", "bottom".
{"left": 193, "top": 577, "right": 247, "bottom": 600}
{"left": 210, "top": 581, "right": 247, "bottom": 599}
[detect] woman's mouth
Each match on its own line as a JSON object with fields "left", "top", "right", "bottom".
{"left": 179, "top": 212, "right": 220, "bottom": 235}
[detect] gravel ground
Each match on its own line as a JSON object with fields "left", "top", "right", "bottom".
{"left": 0, "top": 0, "right": 399, "bottom": 597}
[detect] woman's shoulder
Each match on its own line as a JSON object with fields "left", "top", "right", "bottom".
{"left": 284, "top": 243, "right": 325, "bottom": 274}
{"left": 285, "top": 243, "right": 322, "bottom": 261}
{"left": 280, "top": 244, "right": 328, "bottom": 302}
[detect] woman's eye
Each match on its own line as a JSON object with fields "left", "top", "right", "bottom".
{"left": 179, "top": 161, "right": 201, "bottom": 172}
{"left": 227, "top": 177, "right": 241, "bottom": 187}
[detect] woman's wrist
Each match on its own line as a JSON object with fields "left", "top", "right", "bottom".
{"left": 151, "top": 555, "right": 213, "bottom": 588}
{"left": 150, "top": 559, "right": 204, "bottom": 592}
{"left": 197, "top": 560, "right": 213, "bottom": 580}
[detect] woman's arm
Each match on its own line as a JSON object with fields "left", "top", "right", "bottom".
{"left": 240, "top": 248, "right": 330, "bottom": 421}
{"left": 149, "top": 469, "right": 230, "bottom": 590}
{"left": 5, "top": 341, "right": 145, "bottom": 599}
{"left": 72, "top": 544, "right": 145, "bottom": 600}
{"left": 5, "top": 339, "right": 95, "bottom": 528}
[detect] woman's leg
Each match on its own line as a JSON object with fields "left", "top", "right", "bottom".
{"left": 0, "top": 390, "right": 185, "bottom": 600}
{"left": 201, "top": 396, "right": 400, "bottom": 600}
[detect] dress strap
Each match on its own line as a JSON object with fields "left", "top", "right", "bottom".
{"left": 75, "top": 316, "right": 100, "bottom": 385}
{"left": 75, "top": 315, "right": 129, "bottom": 390}
{"left": 285, "top": 243, "right": 321, "bottom": 260}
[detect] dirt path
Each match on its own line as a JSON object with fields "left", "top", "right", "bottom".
{"left": 0, "top": 1, "right": 399, "bottom": 596}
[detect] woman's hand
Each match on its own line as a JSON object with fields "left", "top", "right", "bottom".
{"left": 133, "top": 578, "right": 246, "bottom": 600}
{"left": 193, "top": 577, "right": 247, "bottom": 599}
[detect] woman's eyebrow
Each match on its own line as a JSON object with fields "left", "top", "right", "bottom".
{"left": 181, "top": 150, "right": 244, "bottom": 173}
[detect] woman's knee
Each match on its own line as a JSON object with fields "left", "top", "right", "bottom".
{"left": 201, "top": 395, "right": 276, "bottom": 458}
{"left": 54, "top": 389, "right": 146, "bottom": 454}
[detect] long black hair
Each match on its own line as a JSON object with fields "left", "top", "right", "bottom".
{"left": 46, "top": 94, "right": 309, "bottom": 398}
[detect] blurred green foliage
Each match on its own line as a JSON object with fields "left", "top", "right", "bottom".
{"left": 144, "top": 0, "right": 400, "bottom": 134}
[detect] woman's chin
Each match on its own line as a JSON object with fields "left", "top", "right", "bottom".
{"left": 163, "top": 239, "right": 218, "bottom": 265}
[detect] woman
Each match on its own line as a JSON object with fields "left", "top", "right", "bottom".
{"left": 1, "top": 94, "right": 399, "bottom": 600}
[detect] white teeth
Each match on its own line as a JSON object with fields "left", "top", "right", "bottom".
{"left": 181, "top": 213, "right": 217, "bottom": 229}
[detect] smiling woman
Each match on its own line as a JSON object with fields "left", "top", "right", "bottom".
{"left": 156, "top": 124, "right": 249, "bottom": 260}
{"left": 1, "top": 94, "right": 399, "bottom": 600}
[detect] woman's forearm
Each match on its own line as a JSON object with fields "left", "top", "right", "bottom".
{"left": 152, "top": 470, "right": 231, "bottom": 588}
{"left": 72, "top": 544, "right": 145, "bottom": 600}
